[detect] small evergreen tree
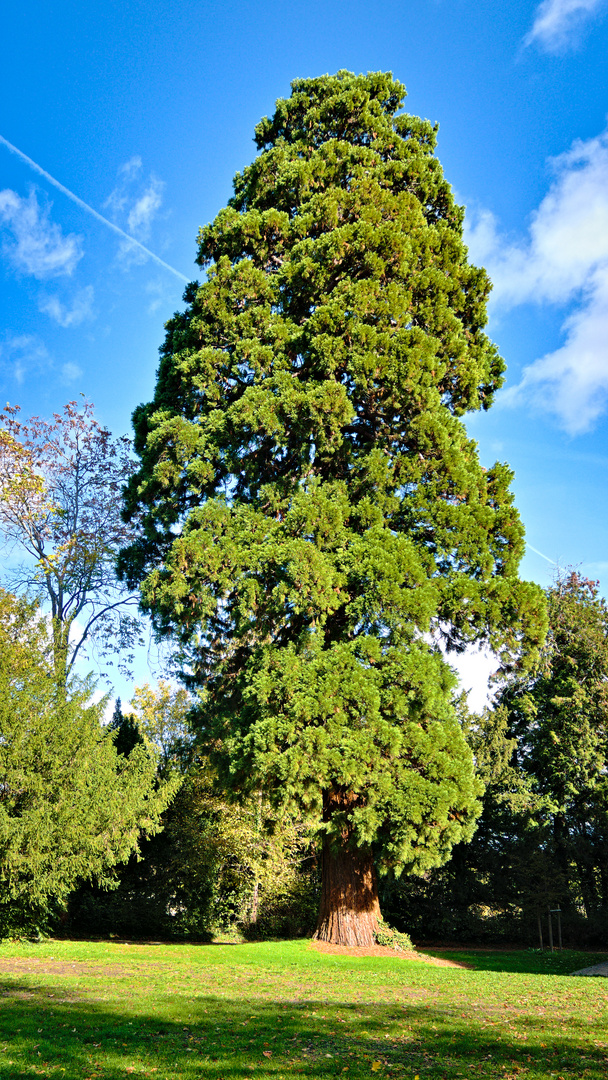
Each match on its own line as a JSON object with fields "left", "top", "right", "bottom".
{"left": 109, "top": 697, "right": 144, "bottom": 758}
{"left": 120, "top": 71, "right": 545, "bottom": 945}
{"left": 0, "top": 589, "right": 176, "bottom": 937}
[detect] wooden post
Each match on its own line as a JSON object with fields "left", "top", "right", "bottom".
{"left": 557, "top": 908, "right": 562, "bottom": 950}
{"left": 548, "top": 905, "right": 554, "bottom": 952}
{"left": 250, "top": 789, "right": 263, "bottom": 924}
{"left": 537, "top": 910, "right": 543, "bottom": 950}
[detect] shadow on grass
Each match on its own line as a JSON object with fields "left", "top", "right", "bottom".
{"left": 1, "top": 974, "right": 607, "bottom": 1080}
{"left": 426, "top": 948, "right": 608, "bottom": 977}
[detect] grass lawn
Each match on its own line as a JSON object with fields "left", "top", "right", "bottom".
{"left": 0, "top": 938, "right": 607, "bottom": 1080}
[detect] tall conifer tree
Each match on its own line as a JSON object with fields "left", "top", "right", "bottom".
{"left": 121, "top": 72, "right": 545, "bottom": 945}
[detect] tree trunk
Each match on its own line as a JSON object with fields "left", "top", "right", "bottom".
{"left": 250, "top": 880, "right": 259, "bottom": 924}
{"left": 314, "top": 790, "right": 381, "bottom": 946}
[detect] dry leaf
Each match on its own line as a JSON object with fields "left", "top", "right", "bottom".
{"left": 371, "top": 1063, "right": 382, "bottom": 1072}
{"left": 262, "top": 1051, "right": 272, "bottom": 1058}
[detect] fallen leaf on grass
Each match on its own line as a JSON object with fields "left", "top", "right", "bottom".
{"left": 263, "top": 1051, "right": 272, "bottom": 1058}
{"left": 371, "top": 1063, "right": 382, "bottom": 1071}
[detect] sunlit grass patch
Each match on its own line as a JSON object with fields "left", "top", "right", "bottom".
{"left": 0, "top": 939, "right": 606, "bottom": 1079}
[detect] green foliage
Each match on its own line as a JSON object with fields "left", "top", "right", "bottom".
{"left": 68, "top": 681, "right": 315, "bottom": 941}
{"left": 0, "top": 589, "right": 176, "bottom": 937}
{"left": 498, "top": 570, "right": 608, "bottom": 919}
{"left": 129, "top": 679, "right": 194, "bottom": 773}
{"left": 373, "top": 917, "right": 413, "bottom": 950}
{"left": 120, "top": 71, "right": 545, "bottom": 883}
{"left": 67, "top": 763, "right": 316, "bottom": 940}
{"left": 109, "top": 697, "right": 145, "bottom": 758}
{"left": 382, "top": 572, "right": 608, "bottom": 945}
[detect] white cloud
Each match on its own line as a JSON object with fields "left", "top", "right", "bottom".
{"left": 127, "top": 177, "right": 164, "bottom": 239}
{"left": 0, "top": 334, "right": 51, "bottom": 385}
{"left": 524, "top": 0, "right": 606, "bottom": 52}
{"left": 39, "top": 285, "right": 94, "bottom": 327}
{"left": 0, "top": 189, "right": 82, "bottom": 278}
{"left": 145, "top": 277, "right": 173, "bottom": 316}
{"left": 104, "top": 159, "right": 164, "bottom": 249}
{"left": 61, "top": 361, "right": 83, "bottom": 383}
{"left": 103, "top": 157, "right": 142, "bottom": 217}
{"left": 119, "top": 155, "right": 142, "bottom": 180}
{"left": 513, "top": 268, "right": 608, "bottom": 432}
{"left": 465, "top": 127, "right": 608, "bottom": 434}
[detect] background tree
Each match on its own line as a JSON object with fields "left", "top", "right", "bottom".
{"left": 109, "top": 697, "right": 145, "bottom": 758}
{"left": 129, "top": 679, "right": 194, "bottom": 772}
{"left": 379, "top": 698, "right": 558, "bottom": 945}
{"left": 498, "top": 570, "right": 608, "bottom": 920}
{"left": 385, "top": 573, "right": 608, "bottom": 948}
{"left": 0, "top": 401, "right": 142, "bottom": 684}
{"left": 0, "top": 588, "right": 176, "bottom": 937}
{"left": 120, "top": 71, "right": 546, "bottom": 945}
{"left": 67, "top": 693, "right": 316, "bottom": 942}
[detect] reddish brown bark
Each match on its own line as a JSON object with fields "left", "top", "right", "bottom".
{"left": 313, "top": 790, "right": 381, "bottom": 947}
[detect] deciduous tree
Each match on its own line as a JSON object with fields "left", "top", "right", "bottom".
{"left": 120, "top": 71, "right": 545, "bottom": 945}
{"left": 129, "top": 679, "right": 193, "bottom": 772}
{"left": 0, "top": 401, "right": 141, "bottom": 685}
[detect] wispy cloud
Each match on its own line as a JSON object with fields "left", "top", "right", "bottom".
{"left": 523, "top": 0, "right": 606, "bottom": 52}
{"left": 145, "top": 277, "right": 175, "bottom": 316}
{"left": 466, "top": 127, "right": 608, "bottom": 434}
{"left": 104, "top": 157, "right": 166, "bottom": 263}
{"left": 39, "top": 285, "right": 94, "bottom": 327}
{"left": 0, "top": 334, "right": 82, "bottom": 388}
{"left": 0, "top": 189, "right": 82, "bottom": 278}
{"left": 127, "top": 178, "right": 164, "bottom": 239}
{"left": 104, "top": 156, "right": 142, "bottom": 217}
{"left": 61, "top": 361, "right": 83, "bottom": 383}
{"left": 0, "top": 334, "right": 51, "bottom": 385}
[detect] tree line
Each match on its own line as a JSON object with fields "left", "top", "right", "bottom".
{"left": 1, "top": 71, "right": 605, "bottom": 948}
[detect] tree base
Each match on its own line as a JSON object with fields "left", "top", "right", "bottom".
{"left": 313, "top": 908, "right": 381, "bottom": 947}
{"left": 314, "top": 833, "right": 381, "bottom": 947}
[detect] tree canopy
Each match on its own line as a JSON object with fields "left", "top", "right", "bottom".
{"left": 120, "top": 70, "right": 546, "bottom": 945}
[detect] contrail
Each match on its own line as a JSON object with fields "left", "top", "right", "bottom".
{"left": 0, "top": 133, "right": 191, "bottom": 284}
{"left": 526, "top": 542, "right": 556, "bottom": 565}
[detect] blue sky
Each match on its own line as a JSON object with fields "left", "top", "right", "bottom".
{"left": 1, "top": 0, "right": 608, "bottom": 705}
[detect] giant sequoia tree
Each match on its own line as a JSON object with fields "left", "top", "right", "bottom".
{"left": 121, "top": 72, "right": 545, "bottom": 945}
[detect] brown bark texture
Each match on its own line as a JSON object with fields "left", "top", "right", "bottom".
{"left": 314, "top": 790, "right": 381, "bottom": 947}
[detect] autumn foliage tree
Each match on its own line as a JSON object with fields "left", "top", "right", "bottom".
{"left": 0, "top": 401, "right": 141, "bottom": 684}
{"left": 120, "top": 72, "right": 545, "bottom": 945}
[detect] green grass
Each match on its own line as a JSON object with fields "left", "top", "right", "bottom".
{"left": 0, "top": 938, "right": 607, "bottom": 1080}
